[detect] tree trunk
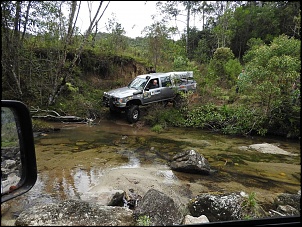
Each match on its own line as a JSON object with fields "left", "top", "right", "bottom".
{"left": 48, "top": 1, "right": 110, "bottom": 106}
{"left": 12, "top": 1, "right": 23, "bottom": 99}
{"left": 186, "top": 2, "right": 191, "bottom": 55}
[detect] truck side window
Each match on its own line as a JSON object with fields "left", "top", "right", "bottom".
{"left": 149, "top": 79, "right": 159, "bottom": 89}
{"left": 161, "top": 76, "right": 171, "bottom": 87}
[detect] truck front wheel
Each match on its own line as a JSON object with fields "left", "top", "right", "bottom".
{"left": 126, "top": 105, "right": 140, "bottom": 123}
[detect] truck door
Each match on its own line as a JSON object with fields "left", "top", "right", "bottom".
{"left": 142, "top": 78, "right": 161, "bottom": 104}
{"left": 160, "top": 76, "right": 175, "bottom": 100}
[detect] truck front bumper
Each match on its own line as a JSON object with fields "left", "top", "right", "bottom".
{"left": 102, "top": 96, "right": 127, "bottom": 108}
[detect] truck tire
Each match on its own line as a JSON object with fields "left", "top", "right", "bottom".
{"left": 126, "top": 105, "right": 140, "bottom": 123}
{"left": 173, "top": 94, "right": 184, "bottom": 108}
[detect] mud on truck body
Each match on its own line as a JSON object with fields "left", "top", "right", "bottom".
{"left": 102, "top": 71, "right": 197, "bottom": 123}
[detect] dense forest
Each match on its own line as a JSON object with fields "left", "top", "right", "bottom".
{"left": 1, "top": 1, "right": 301, "bottom": 139}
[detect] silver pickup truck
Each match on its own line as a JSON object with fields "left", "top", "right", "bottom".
{"left": 103, "top": 71, "right": 197, "bottom": 123}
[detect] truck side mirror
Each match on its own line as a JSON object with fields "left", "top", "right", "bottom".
{"left": 1, "top": 100, "right": 37, "bottom": 203}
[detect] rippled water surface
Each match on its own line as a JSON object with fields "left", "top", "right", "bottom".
{"left": 2, "top": 119, "right": 300, "bottom": 223}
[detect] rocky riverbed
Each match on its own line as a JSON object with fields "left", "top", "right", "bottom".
{"left": 1, "top": 120, "right": 300, "bottom": 225}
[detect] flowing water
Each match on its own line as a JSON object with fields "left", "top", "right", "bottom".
{"left": 1, "top": 119, "right": 300, "bottom": 224}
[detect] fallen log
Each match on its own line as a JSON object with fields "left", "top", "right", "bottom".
{"left": 31, "top": 114, "right": 85, "bottom": 122}
{"left": 30, "top": 106, "right": 87, "bottom": 123}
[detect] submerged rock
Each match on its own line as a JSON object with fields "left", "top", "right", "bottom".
{"left": 239, "top": 143, "right": 298, "bottom": 156}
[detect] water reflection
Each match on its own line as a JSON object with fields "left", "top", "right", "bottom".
{"left": 72, "top": 167, "right": 103, "bottom": 194}
{"left": 113, "top": 151, "right": 141, "bottom": 169}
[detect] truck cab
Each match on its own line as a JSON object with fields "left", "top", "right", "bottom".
{"left": 103, "top": 71, "right": 196, "bottom": 123}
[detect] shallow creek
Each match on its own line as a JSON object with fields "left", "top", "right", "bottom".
{"left": 2, "top": 119, "right": 300, "bottom": 224}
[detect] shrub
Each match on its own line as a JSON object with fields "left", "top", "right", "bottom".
{"left": 137, "top": 215, "right": 151, "bottom": 226}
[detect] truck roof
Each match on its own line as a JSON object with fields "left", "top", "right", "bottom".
{"left": 136, "top": 73, "right": 167, "bottom": 79}
{"left": 137, "top": 71, "right": 193, "bottom": 80}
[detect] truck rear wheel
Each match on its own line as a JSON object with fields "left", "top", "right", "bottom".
{"left": 173, "top": 94, "right": 184, "bottom": 108}
{"left": 126, "top": 105, "right": 140, "bottom": 123}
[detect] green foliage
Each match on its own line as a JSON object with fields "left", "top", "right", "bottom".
{"left": 32, "top": 119, "right": 54, "bottom": 132}
{"left": 65, "top": 82, "right": 79, "bottom": 93}
{"left": 267, "top": 98, "right": 300, "bottom": 138}
{"left": 242, "top": 191, "right": 258, "bottom": 209}
{"left": 225, "top": 58, "right": 242, "bottom": 86}
{"left": 51, "top": 74, "right": 105, "bottom": 118}
{"left": 144, "top": 105, "right": 186, "bottom": 128}
{"left": 246, "top": 38, "right": 265, "bottom": 50}
{"left": 213, "top": 47, "right": 235, "bottom": 61}
{"left": 207, "top": 47, "right": 236, "bottom": 87}
{"left": 1, "top": 122, "right": 18, "bottom": 147}
{"left": 249, "top": 4, "right": 280, "bottom": 43}
{"left": 151, "top": 124, "right": 164, "bottom": 133}
{"left": 231, "top": 2, "right": 300, "bottom": 58}
{"left": 184, "top": 103, "right": 220, "bottom": 128}
{"left": 173, "top": 56, "right": 189, "bottom": 71}
{"left": 143, "top": 22, "right": 175, "bottom": 70}
{"left": 137, "top": 215, "right": 151, "bottom": 226}
{"left": 221, "top": 105, "right": 268, "bottom": 136}
{"left": 241, "top": 35, "right": 300, "bottom": 137}
{"left": 2, "top": 107, "right": 18, "bottom": 147}
{"left": 104, "top": 16, "right": 129, "bottom": 54}
{"left": 212, "top": 3, "right": 235, "bottom": 48}
{"left": 172, "top": 56, "right": 201, "bottom": 75}
{"left": 183, "top": 104, "right": 268, "bottom": 136}
{"left": 241, "top": 192, "right": 265, "bottom": 219}
{"left": 159, "top": 108, "right": 186, "bottom": 127}
{"left": 193, "top": 37, "right": 212, "bottom": 64}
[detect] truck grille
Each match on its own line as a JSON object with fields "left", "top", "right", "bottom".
{"left": 102, "top": 96, "right": 110, "bottom": 107}
{"left": 103, "top": 96, "right": 119, "bottom": 107}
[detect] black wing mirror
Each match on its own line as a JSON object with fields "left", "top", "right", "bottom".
{"left": 1, "top": 100, "right": 37, "bottom": 203}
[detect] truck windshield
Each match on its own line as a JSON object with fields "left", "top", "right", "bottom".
{"left": 128, "top": 77, "right": 147, "bottom": 90}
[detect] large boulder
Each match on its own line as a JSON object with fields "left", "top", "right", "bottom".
{"left": 170, "top": 149, "right": 212, "bottom": 175}
{"left": 182, "top": 214, "right": 210, "bottom": 225}
{"left": 187, "top": 192, "right": 245, "bottom": 222}
{"left": 133, "top": 189, "right": 183, "bottom": 226}
{"left": 15, "top": 199, "right": 135, "bottom": 226}
{"left": 270, "top": 191, "right": 301, "bottom": 216}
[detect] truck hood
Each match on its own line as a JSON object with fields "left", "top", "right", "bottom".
{"left": 106, "top": 86, "right": 139, "bottom": 98}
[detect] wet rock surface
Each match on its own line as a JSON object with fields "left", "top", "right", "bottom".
{"left": 15, "top": 199, "right": 135, "bottom": 226}
{"left": 1, "top": 147, "right": 22, "bottom": 193}
{"left": 170, "top": 149, "right": 212, "bottom": 174}
{"left": 239, "top": 143, "right": 298, "bottom": 156}
{"left": 133, "top": 189, "right": 183, "bottom": 226}
{"left": 12, "top": 189, "right": 300, "bottom": 226}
